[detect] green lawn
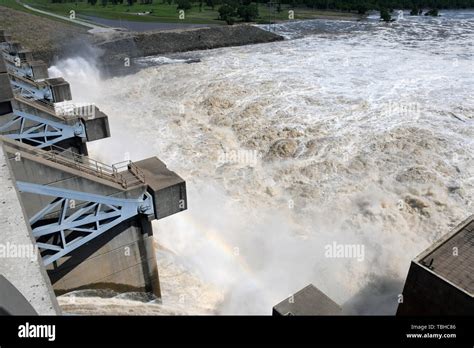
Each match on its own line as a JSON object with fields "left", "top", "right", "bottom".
{"left": 24, "top": 0, "right": 225, "bottom": 24}
{"left": 0, "top": 0, "right": 90, "bottom": 26}
{"left": 1, "top": 0, "right": 359, "bottom": 25}
{"left": 0, "top": 0, "right": 37, "bottom": 11}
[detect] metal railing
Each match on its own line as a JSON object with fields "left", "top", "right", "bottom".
{"left": 15, "top": 95, "right": 55, "bottom": 114}
{"left": 1, "top": 51, "right": 28, "bottom": 66}
{"left": 129, "top": 162, "right": 146, "bottom": 183}
{"left": 2, "top": 137, "right": 146, "bottom": 189}
{"left": 111, "top": 160, "right": 146, "bottom": 188}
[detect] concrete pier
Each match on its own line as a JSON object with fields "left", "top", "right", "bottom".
{"left": 397, "top": 215, "right": 474, "bottom": 315}
{"left": 50, "top": 217, "right": 160, "bottom": 296}
{"left": 0, "top": 128, "right": 187, "bottom": 298}
{"left": 273, "top": 284, "right": 342, "bottom": 316}
{"left": 0, "top": 43, "right": 111, "bottom": 153}
{"left": 0, "top": 34, "right": 187, "bottom": 308}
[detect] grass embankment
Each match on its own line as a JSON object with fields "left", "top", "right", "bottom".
{"left": 1, "top": 0, "right": 358, "bottom": 25}
{"left": 0, "top": 0, "right": 27, "bottom": 10}
{"left": 0, "top": 4, "right": 90, "bottom": 62}
{"left": 0, "top": 0, "right": 93, "bottom": 27}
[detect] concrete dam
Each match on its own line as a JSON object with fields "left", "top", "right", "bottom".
{"left": 0, "top": 30, "right": 187, "bottom": 314}
{"left": 0, "top": 25, "right": 472, "bottom": 317}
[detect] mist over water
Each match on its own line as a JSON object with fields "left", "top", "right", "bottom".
{"left": 52, "top": 11, "right": 474, "bottom": 315}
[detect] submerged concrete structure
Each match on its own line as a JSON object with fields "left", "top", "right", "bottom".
{"left": 0, "top": 32, "right": 187, "bottom": 308}
{"left": 273, "top": 284, "right": 342, "bottom": 316}
{"left": 397, "top": 215, "right": 474, "bottom": 315}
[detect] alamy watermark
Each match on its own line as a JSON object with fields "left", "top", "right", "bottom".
{"left": 217, "top": 149, "right": 260, "bottom": 167}
{"left": 324, "top": 241, "right": 365, "bottom": 262}
{"left": 383, "top": 101, "right": 420, "bottom": 120}
{"left": 55, "top": 102, "right": 96, "bottom": 120}
{"left": 0, "top": 242, "right": 38, "bottom": 261}
{"left": 18, "top": 322, "right": 55, "bottom": 342}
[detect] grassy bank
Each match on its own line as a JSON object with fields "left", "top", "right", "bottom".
{"left": 0, "top": 5, "right": 90, "bottom": 63}
{"left": 0, "top": 0, "right": 93, "bottom": 26}
{"left": 1, "top": 0, "right": 359, "bottom": 25}
{"left": 0, "top": 0, "right": 27, "bottom": 11}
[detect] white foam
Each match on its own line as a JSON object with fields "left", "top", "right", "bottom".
{"left": 51, "top": 11, "right": 474, "bottom": 315}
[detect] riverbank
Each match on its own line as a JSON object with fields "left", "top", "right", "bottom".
{"left": 0, "top": 6, "right": 283, "bottom": 76}
{"left": 0, "top": 6, "right": 91, "bottom": 64}
{"left": 95, "top": 25, "right": 283, "bottom": 75}
{"left": 3, "top": 0, "right": 361, "bottom": 26}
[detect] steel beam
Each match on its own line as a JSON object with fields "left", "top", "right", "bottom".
{"left": 16, "top": 181, "right": 155, "bottom": 266}
{"left": 6, "top": 64, "right": 33, "bottom": 80}
{"left": 10, "top": 78, "right": 52, "bottom": 101}
{"left": 0, "top": 110, "right": 85, "bottom": 148}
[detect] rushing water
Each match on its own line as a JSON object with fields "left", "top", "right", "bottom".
{"left": 51, "top": 11, "right": 474, "bottom": 315}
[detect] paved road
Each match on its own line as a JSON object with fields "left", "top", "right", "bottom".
{"left": 15, "top": 1, "right": 216, "bottom": 32}
{"left": 16, "top": 0, "right": 107, "bottom": 30}
{"left": 81, "top": 15, "right": 216, "bottom": 32}
{"left": 16, "top": 0, "right": 218, "bottom": 31}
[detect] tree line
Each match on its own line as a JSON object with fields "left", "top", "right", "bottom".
{"left": 298, "top": 0, "right": 473, "bottom": 13}
{"left": 50, "top": 0, "right": 474, "bottom": 24}
{"left": 51, "top": 0, "right": 474, "bottom": 9}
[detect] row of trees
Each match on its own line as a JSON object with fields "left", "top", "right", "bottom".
{"left": 380, "top": 6, "right": 439, "bottom": 20}
{"left": 80, "top": 0, "right": 152, "bottom": 5}
{"left": 299, "top": 0, "right": 473, "bottom": 13}
{"left": 77, "top": 0, "right": 261, "bottom": 23}
{"left": 218, "top": 0, "right": 258, "bottom": 23}
{"left": 50, "top": 0, "right": 472, "bottom": 24}
{"left": 52, "top": 0, "right": 474, "bottom": 8}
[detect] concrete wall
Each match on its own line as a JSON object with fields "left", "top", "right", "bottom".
{"left": 135, "top": 157, "right": 187, "bottom": 220}
{"left": 83, "top": 109, "right": 111, "bottom": 142}
{"left": 1, "top": 56, "right": 109, "bottom": 154}
{"left": 9, "top": 98, "right": 110, "bottom": 154}
{"left": 98, "top": 25, "right": 283, "bottom": 59}
{"left": 0, "top": 144, "right": 60, "bottom": 314}
{"left": 0, "top": 74, "right": 13, "bottom": 101}
{"left": 397, "top": 262, "right": 474, "bottom": 315}
{"left": 49, "top": 217, "right": 161, "bottom": 297}
{"left": 97, "top": 26, "right": 284, "bottom": 76}
{"left": 0, "top": 64, "right": 13, "bottom": 116}
{"left": 5, "top": 152, "right": 137, "bottom": 215}
{"left": 0, "top": 38, "right": 173, "bottom": 304}
{"left": 0, "top": 55, "right": 6, "bottom": 73}
{"left": 3, "top": 141, "right": 161, "bottom": 298}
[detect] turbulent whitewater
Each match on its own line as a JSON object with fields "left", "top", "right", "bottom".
{"left": 52, "top": 11, "right": 474, "bottom": 315}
